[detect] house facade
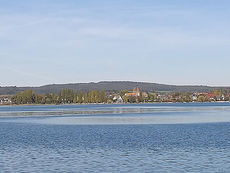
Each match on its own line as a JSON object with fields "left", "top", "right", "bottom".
{"left": 125, "top": 87, "right": 140, "bottom": 97}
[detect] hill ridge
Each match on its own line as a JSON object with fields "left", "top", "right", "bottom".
{"left": 0, "top": 81, "right": 229, "bottom": 95}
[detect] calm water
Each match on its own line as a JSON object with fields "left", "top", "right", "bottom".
{"left": 1, "top": 103, "right": 230, "bottom": 172}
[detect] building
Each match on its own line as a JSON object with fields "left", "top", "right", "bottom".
{"left": 205, "top": 93, "right": 216, "bottom": 101}
{"left": 0, "top": 96, "right": 12, "bottom": 105}
{"left": 125, "top": 87, "right": 140, "bottom": 97}
{"left": 142, "top": 92, "right": 148, "bottom": 98}
{"left": 113, "top": 95, "right": 123, "bottom": 103}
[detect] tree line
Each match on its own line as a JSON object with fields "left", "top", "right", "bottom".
{"left": 10, "top": 88, "right": 230, "bottom": 105}
{"left": 11, "top": 89, "right": 107, "bottom": 105}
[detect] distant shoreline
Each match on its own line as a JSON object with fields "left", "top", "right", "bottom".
{"left": 1, "top": 101, "right": 230, "bottom": 107}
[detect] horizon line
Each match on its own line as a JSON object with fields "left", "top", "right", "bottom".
{"left": 1, "top": 80, "right": 230, "bottom": 88}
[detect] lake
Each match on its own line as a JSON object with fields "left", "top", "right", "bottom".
{"left": 1, "top": 103, "right": 230, "bottom": 172}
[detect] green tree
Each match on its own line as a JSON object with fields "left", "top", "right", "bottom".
{"left": 99, "top": 91, "right": 106, "bottom": 103}
{"left": 122, "top": 95, "right": 128, "bottom": 103}
{"left": 197, "top": 95, "right": 207, "bottom": 102}
{"left": 128, "top": 96, "right": 136, "bottom": 103}
{"left": 11, "top": 90, "right": 37, "bottom": 104}
{"left": 59, "top": 89, "right": 74, "bottom": 104}
{"left": 77, "top": 91, "right": 84, "bottom": 103}
{"left": 120, "top": 90, "right": 128, "bottom": 97}
{"left": 184, "top": 93, "right": 191, "bottom": 102}
{"left": 213, "top": 89, "right": 222, "bottom": 97}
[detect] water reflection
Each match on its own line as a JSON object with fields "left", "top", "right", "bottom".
{"left": 0, "top": 103, "right": 230, "bottom": 125}
{"left": 0, "top": 103, "right": 230, "bottom": 117}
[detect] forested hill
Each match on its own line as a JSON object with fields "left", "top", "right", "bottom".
{"left": 0, "top": 81, "right": 230, "bottom": 95}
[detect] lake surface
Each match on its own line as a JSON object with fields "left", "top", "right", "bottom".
{"left": 1, "top": 103, "right": 230, "bottom": 172}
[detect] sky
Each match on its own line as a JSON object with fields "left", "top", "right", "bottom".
{"left": 0, "top": 0, "right": 230, "bottom": 86}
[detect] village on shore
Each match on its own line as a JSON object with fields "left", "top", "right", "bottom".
{"left": 0, "top": 87, "right": 230, "bottom": 105}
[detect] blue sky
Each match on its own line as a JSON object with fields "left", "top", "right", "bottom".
{"left": 0, "top": 0, "right": 230, "bottom": 86}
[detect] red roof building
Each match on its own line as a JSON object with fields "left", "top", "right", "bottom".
{"left": 125, "top": 87, "right": 140, "bottom": 97}
{"left": 205, "top": 93, "right": 216, "bottom": 99}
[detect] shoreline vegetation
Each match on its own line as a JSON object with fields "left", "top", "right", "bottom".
{"left": 0, "top": 87, "right": 230, "bottom": 106}
{"left": 1, "top": 102, "right": 230, "bottom": 108}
